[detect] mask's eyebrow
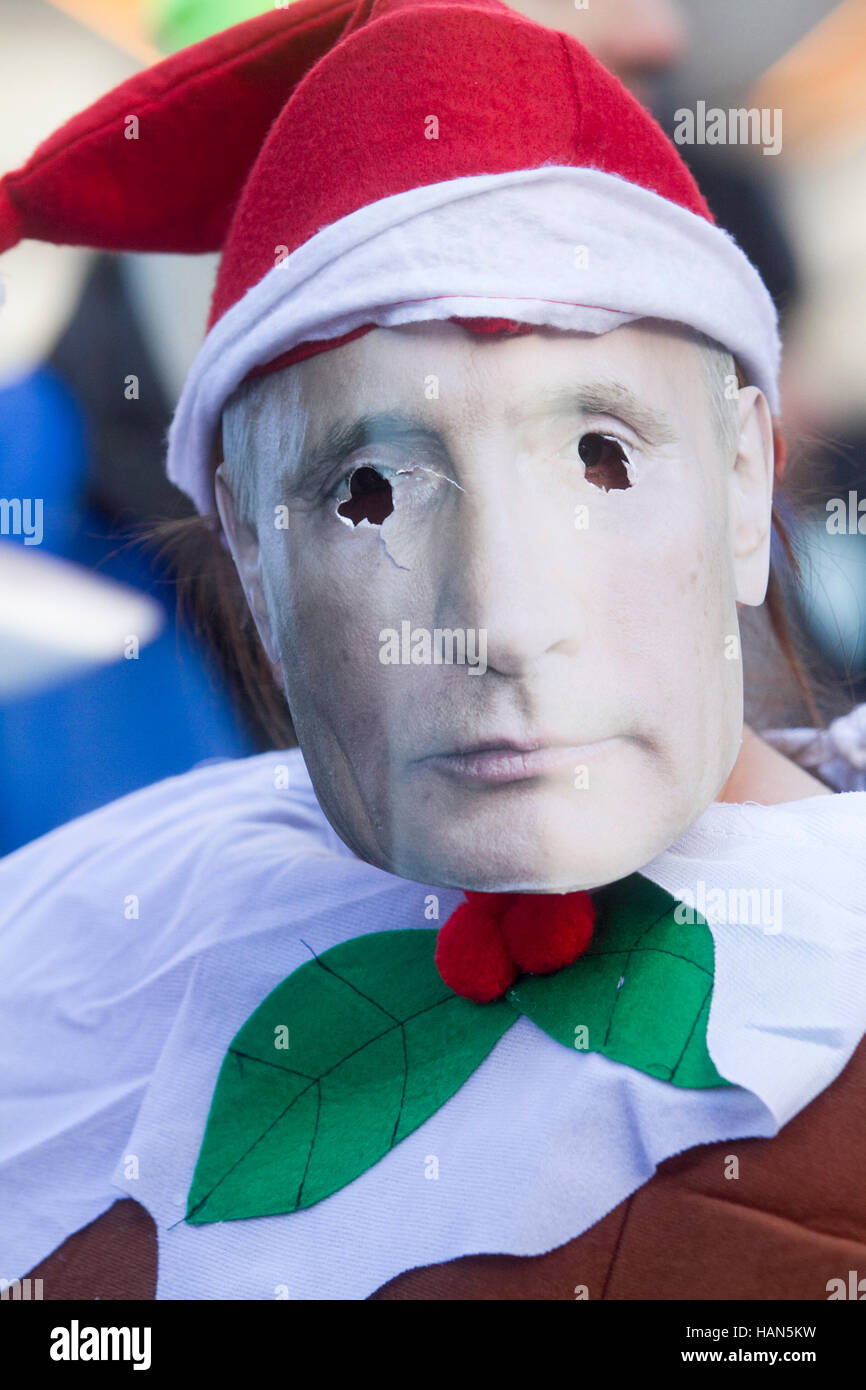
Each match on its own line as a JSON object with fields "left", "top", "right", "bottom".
{"left": 287, "top": 411, "right": 447, "bottom": 491}
{"left": 520, "top": 380, "right": 679, "bottom": 446}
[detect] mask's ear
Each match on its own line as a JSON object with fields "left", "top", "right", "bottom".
{"left": 728, "top": 385, "right": 775, "bottom": 606}
{"left": 215, "top": 462, "right": 282, "bottom": 674}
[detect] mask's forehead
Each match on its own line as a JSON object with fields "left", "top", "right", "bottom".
{"left": 288, "top": 317, "right": 712, "bottom": 456}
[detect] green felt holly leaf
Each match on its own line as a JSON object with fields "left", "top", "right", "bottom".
{"left": 188, "top": 875, "right": 728, "bottom": 1225}
{"left": 508, "top": 874, "right": 729, "bottom": 1088}
{"left": 185, "top": 928, "right": 517, "bottom": 1224}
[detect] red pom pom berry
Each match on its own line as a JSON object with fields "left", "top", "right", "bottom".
{"left": 500, "top": 891, "right": 595, "bottom": 975}
{"left": 435, "top": 889, "right": 595, "bottom": 1001}
{"left": 434, "top": 895, "right": 518, "bottom": 1003}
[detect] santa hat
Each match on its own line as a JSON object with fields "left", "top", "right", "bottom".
{"left": 0, "top": 0, "right": 781, "bottom": 515}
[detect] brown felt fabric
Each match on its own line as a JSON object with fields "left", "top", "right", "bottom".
{"left": 28, "top": 1035, "right": 866, "bottom": 1300}
{"left": 27, "top": 1193, "right": 157, "bottom": 1301}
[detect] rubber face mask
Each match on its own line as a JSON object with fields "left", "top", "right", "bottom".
{"left": 232, "top": 319, "right": 761, "bottom": 893}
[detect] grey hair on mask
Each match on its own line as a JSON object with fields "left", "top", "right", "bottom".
{"left": 691, "top": 328, "right": 740, "bottom": 461}
{"left": 220, "top": 366, "right": 308, "bottom": 528}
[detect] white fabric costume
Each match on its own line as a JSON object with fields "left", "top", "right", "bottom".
{"left": 2, "top": 711, "right": 866, "bottom": 1299}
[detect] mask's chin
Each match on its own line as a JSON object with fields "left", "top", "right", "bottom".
{"left": 371, "top": 846, "right": 648, "bottom": 896}
{"left": 295, "top": 700, "right": 744, "bottom": 896}
{"left": 330, "top": 802, "right": 694, "bottom": 896}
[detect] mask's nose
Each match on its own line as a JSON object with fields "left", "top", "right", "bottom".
{"left": 431, "top": 462, "right": 586, "bottom": 678}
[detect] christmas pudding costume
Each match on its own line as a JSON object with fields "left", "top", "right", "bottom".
{"left": 2, "top": 0, "right": 865, "bottom": 1300}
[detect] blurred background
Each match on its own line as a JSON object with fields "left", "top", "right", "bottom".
{"left": 1, "top": 0, "right": 864, "bottom": 852}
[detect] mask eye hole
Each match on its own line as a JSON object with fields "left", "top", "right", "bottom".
{"left": 336, "top": 465, "right": 395, "bottom": 526}
{"left": 578, "top": 432, "right": 632, "bottom": 491}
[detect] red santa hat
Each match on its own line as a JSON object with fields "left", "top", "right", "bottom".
{"left": 0, "top": 0, "right": 781, "bottom": 515}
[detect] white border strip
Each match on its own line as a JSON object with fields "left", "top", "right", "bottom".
{"left": 167, "top": 165, "right": 780, "bottom": 514}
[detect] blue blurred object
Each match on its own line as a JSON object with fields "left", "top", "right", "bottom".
{"left": 0, "top": 367, "right": 254, "bottom": 855}
{"left": 794, "top": 513, "right": 866, "bottom": 680}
